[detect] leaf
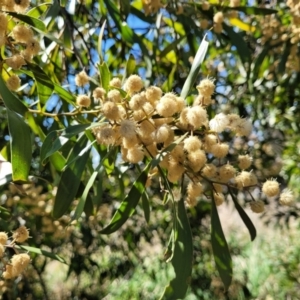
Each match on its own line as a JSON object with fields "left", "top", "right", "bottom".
{"left": 141, "top": 192, "right": 150, "bottom": 224}
{"left": 98, "top": 20, "right": 107, "bottom": 62}
{"left": 160, "top": 198, "right": 193, "bottom": 299}
{"left": 0, "top": 76, "right": 27, "bottom": 116}
{"left": 26, "top": 62, "right": 54, "bottom": 104}
{"left": 180, "top": 35, "right": 209, "bottom": 99}
{"left": 230, "top": 189, "right": 256, "bottom": 241}
{"left": 98, "top": 62, "right": 111, "bottom": 91}
{"left": 7, "top": 12, "right": 46, "bottom": 31}
{"left": 159, "top": 36, "right": 185, "bottom": 59}
{"left": 7, "top": 110, "right": 32, "bottom": 182}
{"left": 72, "top": 167, "right": 100, "bottom": 221}
{"left": 62, "top": 124, "right": 91, "bottom": 137}
{"left": 229, "top": 18, "right": 255, "bottom": 32}
{"left": 53, "top": 83, "right": 76, "bottom": 105}
{"left": 0, "top": 206, "right": 11, "bottom": 220}
{"left": 16, "top": 245, "right": 67, "bottom": 264}
{"left": 53, "top": 135, "right": 90, "bottom": 219}
{"left": 100, "top": 164, "right": 150, "bottom": 234}
{"left": 211, "top": 194, "right": 232, "bottom": 290}
{"left": 122, "top": 54, "right": 136, "bottom": 84}
{"left": 40, "top": 124, "right": 90, "bottom": 165}
{"left": 26, "top": 3, "right": 51, "bottom": 18}
{"left": 224, "top": 6, "right": 277, "bottom": 15}
{"left": 40, "top": 130, "right": 69, "bottom": 165}
{"left": 223, "top": 24, "right": 251, "bottom": 65}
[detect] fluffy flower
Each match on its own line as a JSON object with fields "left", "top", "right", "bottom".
{"left": 186, "top": 106, "right": 208, "bottom": 128}
{"left": 209, "top": 113, "right": 229, "bottom": 132}
{"left": 76, "top": 95, "right": 91, "bottom": 107}
{"left": 156, "top": 93, "right": 178, "bottom": 117}
{"left": 214, "top": 12, "right": 224, "bottom": 24}
{"left": 129, "top": 93, "right": 146, "bottom": 110}
{"left": 120, "top": 120, "right": 136, "bottom": 139}
{"left": 214, "top": 193, "right": 224, "bottom": 206}
{"left": 0, "top": 232, "right": 8, "bottom": 245}
{"left": 184, "top": 136, "right": 202, "bottom": 152}
{"left": 102, "top": 101, "right": 119, "bottom": 120}
{"left": 124, "top": 74, "right": 143, "bottom": 95}
{"left": 279, "top": 189, "right": 294, "bottom": 206}
{"left": 6, "top": 75, "right": 21, "bottom": 91}
{"left": 75, "top": 70, "right": 89, "bottom": 86}
{"left": 109, "top": 77, "right": 122, "bottom": 88}
{"left": 262, "top": 179, "right": 280, "bottom": 197}
{"left": 12, "top": 24, "right": 33, "bottom": 43}
{"left": 13, "top": 226, "right": 29, "bottom": 243}
{"left": 145, "top": 86, "right": 162, "bottom": 104}
{"left": 238, "top": 154, "right": 252, "bottom": 170}
{"left": 93, "top": 87, "right": 106, "bottom": 100}
{"left": 196, "top": 78, "right": 215, "bottom": 97}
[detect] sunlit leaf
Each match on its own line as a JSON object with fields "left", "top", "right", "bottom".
{"left": 180, "top": 35, "right": 209, "bottom": 99}
{"left": 98, "top": 20, "right": 107, "bottom": 62}
{"left": 98, "top": 62, "right": 111, "bottom": 91}
{"left": 16, "top": 245, "right": 67, "bottom": 264}
{"left": 7, "top": 110, "right": 32, "bottom": 182}
{"left": 7, "top": 12, "right": 46, "bottom": 31}
{"left": 229, "top": 18, "right": 255, "bottom": 32}
{"left": 26, "top": 3, "right": 50, "bottom": 18}
{"left": 25, "top": 62, "right": 54, "bottom": 104}
{"left": 0, "top": 76, "right": 27, "bottom": 116}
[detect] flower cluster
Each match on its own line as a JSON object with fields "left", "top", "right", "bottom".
{"left": 0, "top": 2, "right": 40, "bottom": 91}
{"left": 74, "top": 71, "right": 295, "bottom": 213}
{"left": 0, "top": 226, "right": 31, "bottom": 280}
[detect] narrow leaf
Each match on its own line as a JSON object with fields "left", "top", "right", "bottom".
{"left": 53, "top": 135, "right": 90, "bottom": 219}
{"left": 26, "top": 3, "right": 50, "bottom": 18}
{"left": 100, "top": 164, "right": 150, "bottom": 234}
{"left": 16, "top": 245, "right": 66, "bottom": 264}
{"left": 53, "top": 83, "right": 76, "bottom": 105}
{"left": 160, "top": 198, "right": 193, "bottom": 299}
{"left": 98, "top": 62, "right": 111, "bottom": 91}
{"left": 122, "top": 54, "right": 136, "bottom": 83}
{"left": 0, "top": 76, "right": 27, "bottom": 116}
{"left": 180, "top": 35, "right": 209, "bottom": 99}
{"left": 7, "top": 12, "right": 46, "bottom": 31}
{"left": 98, "top": 20, "right": 107, "bottom": 62}
{"left": 62, "top": 124, "right": 91, "bottom": 137}
{"left": 7, "top": 110, "right": 32, "bottom": 182}
{"left": 141, "top": 192, "right": 150, "bottom": 224}
{"left": 26, "top": 62, "right": 54, "bottom": 104}
{"left": 230, "top": 189, "right": 256, "bottom": 241}
{"left": 40, "top": 130, "right": 68, "bottom": 165}
{"left": 72, "top": 168, "right": 99, "bottom": 221}
{"left": 229, "top": 18, "right": 255, "bottom": 32}
{"left": 223, "top": 24, "right": 251, "bottom": 65}
{"left": 211, "top": 194, "right": 232, "bottom": 290}
{"left": 0, "top": 206, "right": 11, "bottom": 220}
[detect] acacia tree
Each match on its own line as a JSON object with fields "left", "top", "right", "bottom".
{"left": 0, "top": 0, "right": 299, "bottom": 299}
